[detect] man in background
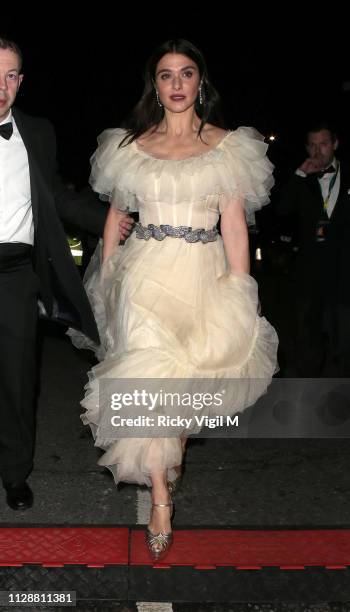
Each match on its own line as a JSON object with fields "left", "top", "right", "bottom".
{"left": 276, "top": 122, "right": 350, "bottom": 376}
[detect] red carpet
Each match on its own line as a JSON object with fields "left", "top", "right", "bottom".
{"left": 0, "top": 528, "right": 350, "bottom": 569}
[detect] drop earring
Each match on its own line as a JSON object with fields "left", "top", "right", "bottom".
{"left": 156, "top": 90, "right": 162, "bottom": 108}
{"left": 199, "top": 82, "right": 203, "bottom": 105}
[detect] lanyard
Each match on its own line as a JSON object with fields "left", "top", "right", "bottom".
{"left": 320, "top": 164, "right": 339, "bottom": 210}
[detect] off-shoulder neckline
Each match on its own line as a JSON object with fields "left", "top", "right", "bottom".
{"left": 133, "top": 130, "right": 232, "bottom": 162}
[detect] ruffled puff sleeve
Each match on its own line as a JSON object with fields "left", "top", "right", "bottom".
{"left": 89, "top": 127, "right": 138, "bottom": 212}
{"left": 218, "top": 127, "right": 274, "bottom": 222}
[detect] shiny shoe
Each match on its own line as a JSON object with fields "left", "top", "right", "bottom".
{"left": 167, "top": 463, "right": 183, "bottom": 496}
{"left": 3, "top": 481, "right": 33, "bottom": 511}
{"left": 167, "top": 480, "right": 177, "bottom": 496}
{"left": 146, "top": 501, "right": 174, "bottom": 561}
{"left": 167, "top": 473, "right": 181, "bottom": 496}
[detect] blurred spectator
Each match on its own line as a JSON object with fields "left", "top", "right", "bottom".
{"left": 276, "top": 122, "right": 350, "bottom": 376}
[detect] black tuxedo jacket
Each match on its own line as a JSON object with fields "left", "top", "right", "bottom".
{"left": 276, "top": 163, "right": 350, "bottom": 303}
{"left": 13, "top": 107, "right": 107, "bottom": 343}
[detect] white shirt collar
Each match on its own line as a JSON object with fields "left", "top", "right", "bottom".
{"left": 0, "top": 110, "right": 12, "bottom": 126}
{"left": 328, "top": 157, "right": 337, "bottom": 170}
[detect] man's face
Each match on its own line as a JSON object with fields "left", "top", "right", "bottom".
{"left": 0, "top": 48, "right": 23, "bottom": 122}
{"left": 306, "top": 129, "right": 338, "bottom": 169}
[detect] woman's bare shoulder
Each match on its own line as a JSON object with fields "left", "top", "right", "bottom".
{"left": 201, "top": 124, "right": 228, "bottom": 145}
{"left": 136, "top": 128, "right": 160, "bottom": 145}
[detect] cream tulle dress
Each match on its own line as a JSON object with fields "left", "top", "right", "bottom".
{"left": 68, "top": 127, "right": 278, "bottom": 487}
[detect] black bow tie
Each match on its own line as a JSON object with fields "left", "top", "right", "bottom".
{"left": 317, "top": 165, "right": 336, "bottom": 178}
{"left": 0, "top": 122, "right": 13, "bottom": 140}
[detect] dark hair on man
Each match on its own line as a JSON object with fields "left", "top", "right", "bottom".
{"left": 0, "top": 36, "right": 23, "bottom": 71}
{"left": 306, "top": 121, "right": 338, "bottom": 143}
{"left": 121, "top": 38, "right": 226, "bottom": 145}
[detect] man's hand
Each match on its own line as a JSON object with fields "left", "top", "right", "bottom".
{"left": 118, "top": 214, "right": 134, "bottom": 241}
{"left": 298, "top": 157, "right": 324, "bottom": 175}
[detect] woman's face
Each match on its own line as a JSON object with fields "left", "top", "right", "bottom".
{"left": 155, "top": 52, "right": 201, "bottom": 113}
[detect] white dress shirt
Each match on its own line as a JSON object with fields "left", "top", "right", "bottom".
{"left": 0, "top": 111, "right": 33, "bottom": 244}
{"left": 318, "top": 161, "right": 340, "bottom": 218}
{"left": 295, "top": 158, "right": 340, "bottom": 218}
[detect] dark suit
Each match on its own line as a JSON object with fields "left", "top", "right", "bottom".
{"left": 0, "top": 108, "right": 107, "bottom": 482}
{"left": 276, "top": 163, "right": 350, "bottom": 376}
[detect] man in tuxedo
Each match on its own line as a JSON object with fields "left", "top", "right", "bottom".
{"left": 277, "top": 122, "right": 350, "bottom": 376}
{"left": 0, "top": 37, "right": 132, "bottom": 510}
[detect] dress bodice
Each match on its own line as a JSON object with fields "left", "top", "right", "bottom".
{"left": 89, "top": 127, "right": 274, "bottom": 228}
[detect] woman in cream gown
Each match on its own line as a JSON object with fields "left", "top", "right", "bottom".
{"left": 69, "top": 39, "right": 278, "bottom": 559}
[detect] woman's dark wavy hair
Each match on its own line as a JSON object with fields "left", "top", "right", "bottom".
{"left": 121, "top": 38, "right": 226, "bottom": 146}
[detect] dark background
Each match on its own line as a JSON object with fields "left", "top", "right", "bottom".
{"left": 2, "top": 10, "right": 349, "bottom": 188}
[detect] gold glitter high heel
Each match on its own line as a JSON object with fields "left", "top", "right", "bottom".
{"left": 146, "top": 501, "right": 174, "bottom": 561}
{"left": 167, "top": 439, "right": 187, "bottom": 496}
{"left": 167, "top": 466, "right": 182, "bottom": 496}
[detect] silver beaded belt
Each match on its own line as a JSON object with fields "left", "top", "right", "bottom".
{"left": 135, "top": 223, "right": 218, "bottom": 243}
